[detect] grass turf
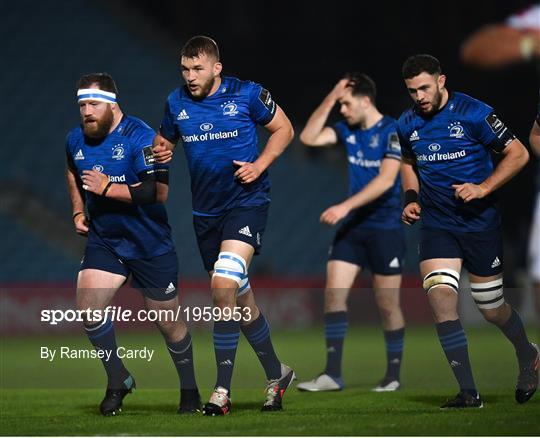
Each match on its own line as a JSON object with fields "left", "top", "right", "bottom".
{"left": 1, "top": 326, "right": 539, "bottom": 435}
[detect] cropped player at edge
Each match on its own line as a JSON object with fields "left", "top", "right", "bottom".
{"left": 152, "top": 36, "right": 295, "bottom": 416}
{"left": 297, "top": 73, "right": 406, "bottom": 393}
{"left": 65, "top": 73, "right": 201, "bottom": 416}
{"left": 398, "top": 54, "right": 538, "bottom": 408}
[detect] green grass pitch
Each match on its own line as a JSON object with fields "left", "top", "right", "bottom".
{"left": 1, "top": 326, "right": 539, "bottom": 435}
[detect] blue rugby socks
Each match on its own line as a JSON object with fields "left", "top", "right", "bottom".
{"left": 167, "top": 332, "right": 198, "bottom": 390}
{"left": 436, "top": 319, "right": 477, "bottom": 396}
{"left": 498, "top": 308, "right": 536, "bottom": 364}
{"left": 324, "top": 311, "right": 348, "bottom": 378}
{"left": 84, "top": 319, "right": 130, "bottom": 389}
{"left": 213, "top": 320, "right": 240, "bottom": 391}
{"left": 384, "top": 327, "right": 405, "bottom": 381}
{"left": 241, "top": 313, "right": 282, "bottom": 380}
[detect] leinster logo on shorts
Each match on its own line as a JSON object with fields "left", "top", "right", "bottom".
{"left": 112, "top": 144, "right": 125, "bottom": 160}
{"left": 222, "top": 100, "right": 239, "bottom": 116}
{"left": 92, "top": 164, "right": 104, "bottom": 173}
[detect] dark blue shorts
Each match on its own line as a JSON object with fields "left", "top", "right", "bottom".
{"left": 419, "top": 227, "right": 503, "bottom": 277}
{"left": 193, "top": 204, "right": 269, "bottom": 272}
{"left": 80, "top": 243, "right": 179, "bottom": 301}
{"left": 329, "top": 225, "right": 405, "bottom": 275}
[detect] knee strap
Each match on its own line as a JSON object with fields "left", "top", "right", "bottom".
{"left": 470, "top": 278, "right": 504, "bottom": 309}
{"left": 423, "top": 269, "right": 460, "bottom": 294}
{"left": 213, "top": 251, "right": 251, "bottom": 296}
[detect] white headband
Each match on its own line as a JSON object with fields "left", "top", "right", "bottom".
{"left": 77, "top": 88, "right": 117, "bottom": 103}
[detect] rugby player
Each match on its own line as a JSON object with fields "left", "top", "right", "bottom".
{"left": 152, "top": 36, "right": 295, "bottom": 415}
{"left": 65, "top": 73, "right": 200, "bottom": 416}
{"left": 398, "top": 54, "right": 538, "bottom": 408}
{"left": 297, "top": 73, "right": 406, "bottom": 393}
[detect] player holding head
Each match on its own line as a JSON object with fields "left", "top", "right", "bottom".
{"left": 152, "top": 36, "right": 295, "bottom": 415}
{"left": 296, "top": 73, "right": 405, "bottom": 393}
{"left": 398, "top": 54, "right": 538, "bottom": 408}
{"left": 66, "top": 73, "right": 200, "bottom": 416}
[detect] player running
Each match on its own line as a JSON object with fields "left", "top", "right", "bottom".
{"left": 65, "top": 73, "right": 200, "bottom": 416}
{"left": 296, "top": 73, "right": 406, "bottom": 393}
{"left": 398, "top": 54, "right": 538, "bottom": 408}
{"left": 152, "top": 36, "right": 295, "bottom": 415}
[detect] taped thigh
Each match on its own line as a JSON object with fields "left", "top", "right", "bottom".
{"left": 470, "top": 278, "right": 505, "bottom": 309}
{"left": 423, "top": 268, "right": 460, "bottom": 294}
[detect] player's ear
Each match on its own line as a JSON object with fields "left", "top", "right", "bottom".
{"left": 213, "top": 62, "right": 223, "bottom": 76}
{"left": 438, "top": 74, "right": 446, "bottom": 89}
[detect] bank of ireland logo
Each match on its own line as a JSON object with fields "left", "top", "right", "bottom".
{"left": 428, "top": 143, "right": 441, "bottom": 152}
{"left": 112, "top": 144, "right": 125, "bottom": 160}
{"left": 222, "top": 100, "right": 238, "bottom": 116}
{"left": 200, "top": 122, "right": 213, "bottom": 131}
{"left": 448, "top": 121, "right": 464, "bottom": 139}
{"left": 92, "top": 164, "right": 104, "bottom": 172}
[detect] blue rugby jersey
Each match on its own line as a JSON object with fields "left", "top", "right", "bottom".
{"left": 159, "top": 76, "right": 277, "bottom": 216}
{"left": 332, "top": 115, "right": 402, "bottom": 229}
{"left": 397, "top": 92, "right": 516, "bottom": 232}
{"left": 66, "top": 115, "right": 174, "bottom": 259}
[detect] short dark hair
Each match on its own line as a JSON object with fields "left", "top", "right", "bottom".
{"left": 77, "top": 72, "right": 118, "bottom": 95}
{"left": 345, "top": 72, "right": 377, "bottom": 103}
{"left": 181, "top": 35, "right": 220, "bottom": 60}
{"left": 402, "top": 54, "right": 441, "bottom": 79}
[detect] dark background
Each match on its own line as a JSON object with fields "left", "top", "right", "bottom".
{"left": 1, "top": 0, "right": 538, "bottom": 284}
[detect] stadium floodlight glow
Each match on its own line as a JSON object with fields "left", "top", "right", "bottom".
{"left": 77, "top": 88, "right": 117, "bottom": 103}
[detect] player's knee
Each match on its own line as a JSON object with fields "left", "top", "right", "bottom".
{"left": 155, "top": 317, "right": 178, "bottom": 335}
{"left": 212, "top": 251, "right": 250, "bottom": 294}
{"left": 324, "top": 288, "right": 348, "bottom": 311}
{"left": 212, "top": 251, "right": 248, "bottom": 286}
{"left": 470, "top": 278, "right": 505, "bottom": 314}
{"left": 376, "top": 296, "right": 398, "bottom": 319}
{"left": 480, "top": 307, "right": 507, "bottom": 324}
{"left": 423, "top": 269, "right": 460, "bottom": 294}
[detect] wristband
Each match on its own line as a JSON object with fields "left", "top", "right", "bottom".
{"left": 102, "top": 181, "right": 113, "bottom": 196}
{"left": 404, "top": 189, "right": 419, "bottom": 206}
{"left": 72, "top": 211, "right": 84, "bottom": 219}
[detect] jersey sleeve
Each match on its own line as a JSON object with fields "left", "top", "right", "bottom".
{"left": 396, "top": 124, "right": 414, "bottom": 161}
{"left": 159, "top": 99, "right": 180, "bottom": 143}
{"left": 468, "top": 104, "right": 516, "bottom": 153}
{"left": 248, "top": 82, "right": 277, "bottom": 125}
{"left": 131, "top": 127, "right": 169, "bottom": 181}
{"left": 65, "top": 132, "right": 76, "bottom": 171}
{"left": 331, "top": 121, "right": 348, "bottom": 146}
{"left": 384, "top": 128, "right": 402, "bottom": 161}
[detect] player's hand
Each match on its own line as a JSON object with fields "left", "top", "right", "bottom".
{"left": 233, "top": 160, "right": 262, "bottom": 184}
{"left": 402, "top": 202, "right": 421, "bottom": 225}
{"left": 329, "top": 78, "right": 350, "bottom": 101}
{"left": 73, "top": 213, "right": 89, "bottom": 237}
{"left": 152, "top": 141, "right": 173, "bottom": 164}
{"left": 452, "top": 183, "right": 487, "bottom": 203}
{"left": 320, "top": 203, "right": 350, "bottom": 226}
{"left": 81, "top": 170, "right": 110, "bottom": 195}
